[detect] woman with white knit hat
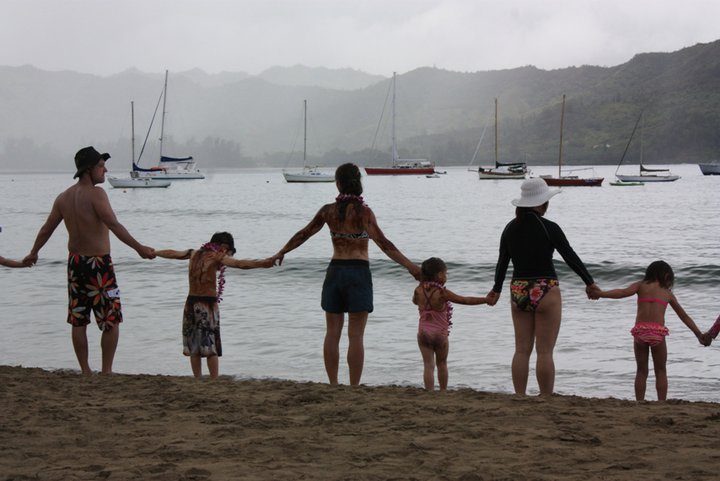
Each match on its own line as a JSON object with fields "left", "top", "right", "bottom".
{"left": 487, "top": 177, "right": 598, "bottom": 396}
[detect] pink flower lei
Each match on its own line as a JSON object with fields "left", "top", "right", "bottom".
{"left": 201, "top": 242, "right": 226, "bottom": 303}
{"left": 335, "top": 194, "right": 368, "bottom": 206}
{"left": 422, "top": 280, "right": 454, "bottom": 328}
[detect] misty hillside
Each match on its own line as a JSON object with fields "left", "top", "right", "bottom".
{"left": 1, "top": 40, "right": 719, "bottom": 171}
{"left": 257, "top": 65, "right": 386, "bottom": 90}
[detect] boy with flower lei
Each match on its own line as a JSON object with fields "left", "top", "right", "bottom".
{"left": 156, "top": 232, "right": 274, "bottom": 379}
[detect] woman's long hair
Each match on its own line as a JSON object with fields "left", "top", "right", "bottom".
{"left": 643, "top": 260, "right": 674, "bottom": 289}
{"left": 335, "top": 163, "right": 364, "bottom": 223}
{"left": 335, "top": 163, "right": 363, "bottom": 195}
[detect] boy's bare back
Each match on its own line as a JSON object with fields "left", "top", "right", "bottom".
{"left": 156, "top": 244, "right": 274, "bottom": 298}
{"left": 188, "top": 250, "right": 224, "bottom": 297}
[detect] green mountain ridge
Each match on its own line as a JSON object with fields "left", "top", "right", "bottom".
{"left": 1, "top": 40, "right": 718, "bottom": 170}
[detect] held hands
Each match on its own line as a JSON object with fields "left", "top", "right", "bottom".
{"left": 699, "top": 332, "right": 713, "bottom": 347}
{"left": 271, "top": 252, "right": 285, "bottom": 266}
{"left": 586, "top": 283, "right": 601, "bottom": 300}
{"left": 137, "top": 245, "right": 156, "bottom": 259}
{"left": 485, "top": 290, "right": 500, "bottom": 306}
{"left": 23, "top": 252, "right": 38, "bottom": 266}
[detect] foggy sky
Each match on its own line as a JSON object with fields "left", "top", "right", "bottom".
{"left": 3, "top": 0, "right": 719, "bottom": 76}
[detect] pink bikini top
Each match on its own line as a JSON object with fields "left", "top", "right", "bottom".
{"left": 637, "top": 297, "right": 669, "bottom": 307}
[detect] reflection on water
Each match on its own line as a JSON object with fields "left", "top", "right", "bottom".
{"left": 1, "top": 165, "right": 718, "bottom": 401}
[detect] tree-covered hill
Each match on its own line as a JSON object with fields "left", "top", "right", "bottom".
{"left": 1, "top": 39, "right": 718, "bottom": 170}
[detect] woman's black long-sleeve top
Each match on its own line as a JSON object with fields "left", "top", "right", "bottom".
{"left": 492, "top": 211, "right": 594, "bottom": 293}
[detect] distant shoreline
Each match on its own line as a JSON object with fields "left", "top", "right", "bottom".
{"left": 0, "top": 161, "right": 709, "bottom": 176}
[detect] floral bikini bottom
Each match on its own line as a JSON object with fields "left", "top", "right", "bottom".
{"left": 510, "top": 278, "right": 559, "bottom": 312}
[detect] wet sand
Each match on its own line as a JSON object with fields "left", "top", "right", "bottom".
{"left": 2, "top": 365, "right": 720, "bottom": 480}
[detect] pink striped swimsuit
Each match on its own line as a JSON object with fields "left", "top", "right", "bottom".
{"left": 417, "top": 282, "right": 453, "bottom": 338}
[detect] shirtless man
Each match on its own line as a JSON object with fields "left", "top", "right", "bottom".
{"left": 24, "top": 146, "right": 155, "bottom": 375}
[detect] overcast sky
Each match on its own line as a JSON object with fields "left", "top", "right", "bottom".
{"left": 3, "top": 0, "right": 719, "bottom": 76}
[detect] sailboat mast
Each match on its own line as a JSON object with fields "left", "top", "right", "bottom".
{"left": 494, "top": 98, "right": 498, "bottom": 166}
{"left": 131, "top": 101, "right": 135, "bottom": 165}
{"left": 391, "top": 72, "right": 397, "bottom": 164}
{"left": 615, "top": 111, "right": 643, "bottom": 176}
{"left": 159, "top": 70, "right": 169, "bottom": 159}
{"left": 640, "top": 114, "right": 644, "bottom": 168}
{"left": 558, "top": 94, "right": 566, "bottom": 178}
{"left": 303, "top": 99, "right": 307, "bottom": 163}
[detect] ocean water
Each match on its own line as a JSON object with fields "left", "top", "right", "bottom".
{"left": 1, "top": 163, "right": 718, "bottom": 401}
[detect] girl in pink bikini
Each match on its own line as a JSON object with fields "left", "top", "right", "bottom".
{"left": 589, "top": 260, "right": 707, "bottom": 401}
{"left": 413, "top": 257, "right": 488, "bottom": 391}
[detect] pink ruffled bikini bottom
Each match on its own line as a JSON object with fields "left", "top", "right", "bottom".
{"left": 630, "top": 322, "right": 669, "bottom": 347}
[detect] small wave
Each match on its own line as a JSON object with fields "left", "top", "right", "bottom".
{"left": 570, "top": 261, "right": 720, "bottom": 286}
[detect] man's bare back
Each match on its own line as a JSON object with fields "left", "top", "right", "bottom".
{"left": 24, "top": 146, "right": 155, "bottom": 376}
{"left": 55, "top": 183, "right": 112, "bottom": 256}
{"left": 26, "top": 157, "right": 154, "bottom": 262}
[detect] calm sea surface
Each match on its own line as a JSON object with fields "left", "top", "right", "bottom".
{"left": 1, "top": 164, "right": 718, "bottom": 401}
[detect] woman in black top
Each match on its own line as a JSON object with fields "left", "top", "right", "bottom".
{"left": 487, "top": 178, "right": 598, "bottom": 396}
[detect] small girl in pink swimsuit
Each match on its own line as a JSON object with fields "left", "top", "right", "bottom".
{"left": 413, "top": 257, "right": 488, "bottom": 391}
{"left": 589, "top": 260, "right": 707, "bottom": 401}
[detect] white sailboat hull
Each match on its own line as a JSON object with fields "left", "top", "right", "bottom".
{"left": 283, "top": 168, "right": 334, "bottom": 183}
{"left": 108, "top": 177, "right": 171, "bottom": 188}
{"left": 615, "top": 174, "right": 680, "bottom": 183}
{"left": 132, "top": 169, "right": 205, "bottom": 180}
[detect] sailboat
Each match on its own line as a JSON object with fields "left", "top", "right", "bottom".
{"left": 282, "top": 100, "right": 334, "bottom": 183}
{"left": 108, "top": 101, "right": 171, "bottom": 189}
{"left": 615, "top": 112, "right": 680, "bottom": 183}
{"left": 131, "top": 70, "right": 204, "bottom": 180}
{"left": 478, "top": 98, "right": 528, "bottom": 180}
{"left": 541, "top": 95, "right": 603, "bottom": 187}
{"left": 364, "top": 72, "right": 435, "bottom": 175}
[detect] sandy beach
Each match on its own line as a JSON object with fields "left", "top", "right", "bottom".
{"left": 2, "top": 365, "right": 720, "bottom": 481}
